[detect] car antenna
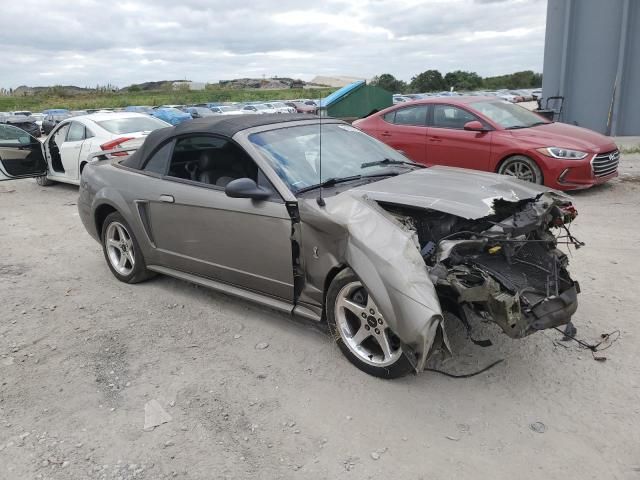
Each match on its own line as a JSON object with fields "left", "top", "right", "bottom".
{"left": 316, "top": 102, "right": 326, "bottom": 207}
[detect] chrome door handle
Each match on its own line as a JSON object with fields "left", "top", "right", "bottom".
{"left": 159, "top": 195, "right": 174, "bottom": 203}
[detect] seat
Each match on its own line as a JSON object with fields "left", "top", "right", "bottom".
{"left": 197, "top": 149, "right": 254, "bottom": 187}
{"left": 197, "top": 150, "right": 218, "bottom": 184}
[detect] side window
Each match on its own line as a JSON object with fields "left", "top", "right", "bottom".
{"left": 53, "top": 123, "right": 71, "bottom": 148}
{"left": 0, "top": 124, "right": 31, "bottom": 144}
{"left": 432, "top": 105, "right": 478, "bottom": 129}
{"left": 383, "top": 111, "right": 395, "bottom": 123}
{"left": 66, "top": 122, "right": 86, "bottom": 142}
{"left": 143, "top": 141, "right": 173, "bottom": 175}
{"left": 167, "top": 135, "right": 258, "bottom": 188}
{"left": 392, "top": 105, "right": 428, "bottom": 126}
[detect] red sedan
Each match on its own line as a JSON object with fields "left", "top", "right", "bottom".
{"left": 353, "top": 97, "right": 619, "bottom": 190}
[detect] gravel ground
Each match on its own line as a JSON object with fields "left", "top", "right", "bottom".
{"left": 1, "top": 157, "right": 639, "bottom": 480}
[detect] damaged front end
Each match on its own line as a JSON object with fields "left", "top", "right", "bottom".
{"left": 381, "top": 192, "right": 582, "bottom": 341}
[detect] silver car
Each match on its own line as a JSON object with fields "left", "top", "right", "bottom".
{"left": 0, "top": 116, "right": 582, "bottom": 378}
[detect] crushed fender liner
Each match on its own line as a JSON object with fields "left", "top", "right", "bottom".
{"left": 298, "top": 192, "right": 451, "bottom": 372}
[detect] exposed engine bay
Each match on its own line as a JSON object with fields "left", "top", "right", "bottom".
{"left": 380, "top": 192, "right": 583, "bottom": 340}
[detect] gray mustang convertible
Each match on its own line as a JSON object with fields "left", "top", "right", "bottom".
{"left": 0, "top": 116, "right": 582, "bottom": 378}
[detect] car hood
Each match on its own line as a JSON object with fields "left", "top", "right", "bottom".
{"left": 349, "top": 166, "right": 565, "bottom": 219}
{"left": 508, "top": 122, "right": 617, "bottom": 153}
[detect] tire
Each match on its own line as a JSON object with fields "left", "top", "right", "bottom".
{"left": 498, "top": 155, "right": 543, "bottom": 184}
{"left": 326, "top": 268, "right": 413, "bottom": 379}
{"left": 35, "top": 176, "right": 54, "bottom": 186}
{"left": 101, "top": 212, "right": 154, "bottom": 284}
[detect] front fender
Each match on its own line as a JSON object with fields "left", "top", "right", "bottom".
{"left": 299, "top": 192, "right": 449, "bottom": 371}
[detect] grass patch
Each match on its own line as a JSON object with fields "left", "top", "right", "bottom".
{"left": 0, "top": 87, "right": 336, "bottom": 112}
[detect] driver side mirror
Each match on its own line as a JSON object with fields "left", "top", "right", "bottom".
{"left": 463, "top": 120, "right": 488, "bottom": 132}
{"left": 225, "top": 178, "right": 271, "bottom": 200}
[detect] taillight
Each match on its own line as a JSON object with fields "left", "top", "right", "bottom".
{"left": 100, "top": 137, "right": 134, "bottom": 157}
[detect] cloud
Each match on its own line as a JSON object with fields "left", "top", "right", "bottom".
{"left": 0, "top": 0, "right": 546, "bottom": 88}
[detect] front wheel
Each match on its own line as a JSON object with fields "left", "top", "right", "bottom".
{"left": 498, "top": 155, "right": 543, "bottom": 184}
{"left": 326, "top": 269, "right": 413, "bottom": 379}
{"left": 101, "top": 212, "right": 154, "bottom": 284}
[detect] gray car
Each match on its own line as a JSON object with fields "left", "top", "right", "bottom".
{"left": 0, "top": 116, "right": 582, "bottom": 378}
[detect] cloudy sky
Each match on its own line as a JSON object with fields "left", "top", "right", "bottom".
{"left": 0, "top": 0, "right": 546, "bottom": 89}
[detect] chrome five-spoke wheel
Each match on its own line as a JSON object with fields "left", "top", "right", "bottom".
{"left": 105, "top": 221, "right": 135, "bottom": 276}
{"left": 334, "top": 281, "right": 402, "bottom": 367}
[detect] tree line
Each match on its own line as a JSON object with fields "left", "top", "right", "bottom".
{"left": 371, "top": 70, "right": 542, "bottom": 93}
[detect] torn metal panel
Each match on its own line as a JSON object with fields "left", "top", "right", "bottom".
{"left": 298, "top": 191, "right": 450, "bottom": 372}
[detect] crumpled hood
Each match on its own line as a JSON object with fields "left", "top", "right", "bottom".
{"left": 351, "top": 166, "right": 567, "bottom": 219}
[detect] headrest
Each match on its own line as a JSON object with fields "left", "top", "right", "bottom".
{"left": 198, "top": 150, "right": 216, "bottom": 170}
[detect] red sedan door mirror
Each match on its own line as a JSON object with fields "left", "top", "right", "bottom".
{"left": 463, "top": 120, "right": 487, "bottom": 132}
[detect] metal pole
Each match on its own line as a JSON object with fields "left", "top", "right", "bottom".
{"left": 558, "top": 0, "right": 573, "bottom": 122}
{"left": 610, "top": 0, "right": 630, "bottom": 136}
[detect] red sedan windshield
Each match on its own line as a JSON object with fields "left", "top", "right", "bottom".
{"left": 470, "top": 100, "right": 549, "bottom": 129}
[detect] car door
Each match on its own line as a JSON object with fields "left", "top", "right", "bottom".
{"left": 58, "top": 121, "right": 88, "bottom": 180}
{"left": 140, "top": 134, "right": 294, "bottom": 301}
{"left": 0, "top": 124, "right": 47, "bottom": 180}
{"left": 376, "top": 104, "right": 429, "bottom": 163}
{"left": 427, "top": 104, "right": 493, "bottom": 170}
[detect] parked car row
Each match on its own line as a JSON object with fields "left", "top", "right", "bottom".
{"left": 2, "top": 98, "right": 321, "bottom": 137}
{"left": 393, "top": 88, "right": 541, "bottom": 105}
{"left": 5, "top": 90, "right": 616, "bottom": 194}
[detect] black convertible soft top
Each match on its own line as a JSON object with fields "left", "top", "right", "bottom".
{"left": 121, "top": 113, "right": 319, "bottom": 170}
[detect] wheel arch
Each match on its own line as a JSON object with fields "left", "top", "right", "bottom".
{"left": 94, "top": 203, "right": 118, "bottom": 239}
{"left": 322, "top": 264, "right": 349, "bottom": 310}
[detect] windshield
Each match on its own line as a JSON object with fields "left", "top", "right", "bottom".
{"left": 249, "top": 123, "right": 413, "bottom": 193}
{"left": 469, "top": 100, "right": 549, "bottom": 129}
{"left": 97, "top": 116, "right": 168, "bottom": 134}
{"left": 220, "top": 106, "right": 238, "bottom": 112}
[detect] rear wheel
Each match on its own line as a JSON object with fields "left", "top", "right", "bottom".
{"left": 326, "top": 269, "right": 413, "bottom": 379}
{"left": 498, "top": 155, "right": 543, "bottom": 184}
{"left": 101, "top": 212, "right": 154, "bottom": 284}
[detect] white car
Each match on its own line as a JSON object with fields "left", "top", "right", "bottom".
{"left": 241, "top": 104, "right": 272, "bottom": 115}
{"left": 28, "top": 112, "right": 169, "bottom": 186}
{"left": 264, "top": 102, "right": 296, "bottom": 114}
{"left": 210, "top": 105, "right": 244, "bottom": 115}
{"left": 496, "top": 92, "right": 519, "bottom": 103}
